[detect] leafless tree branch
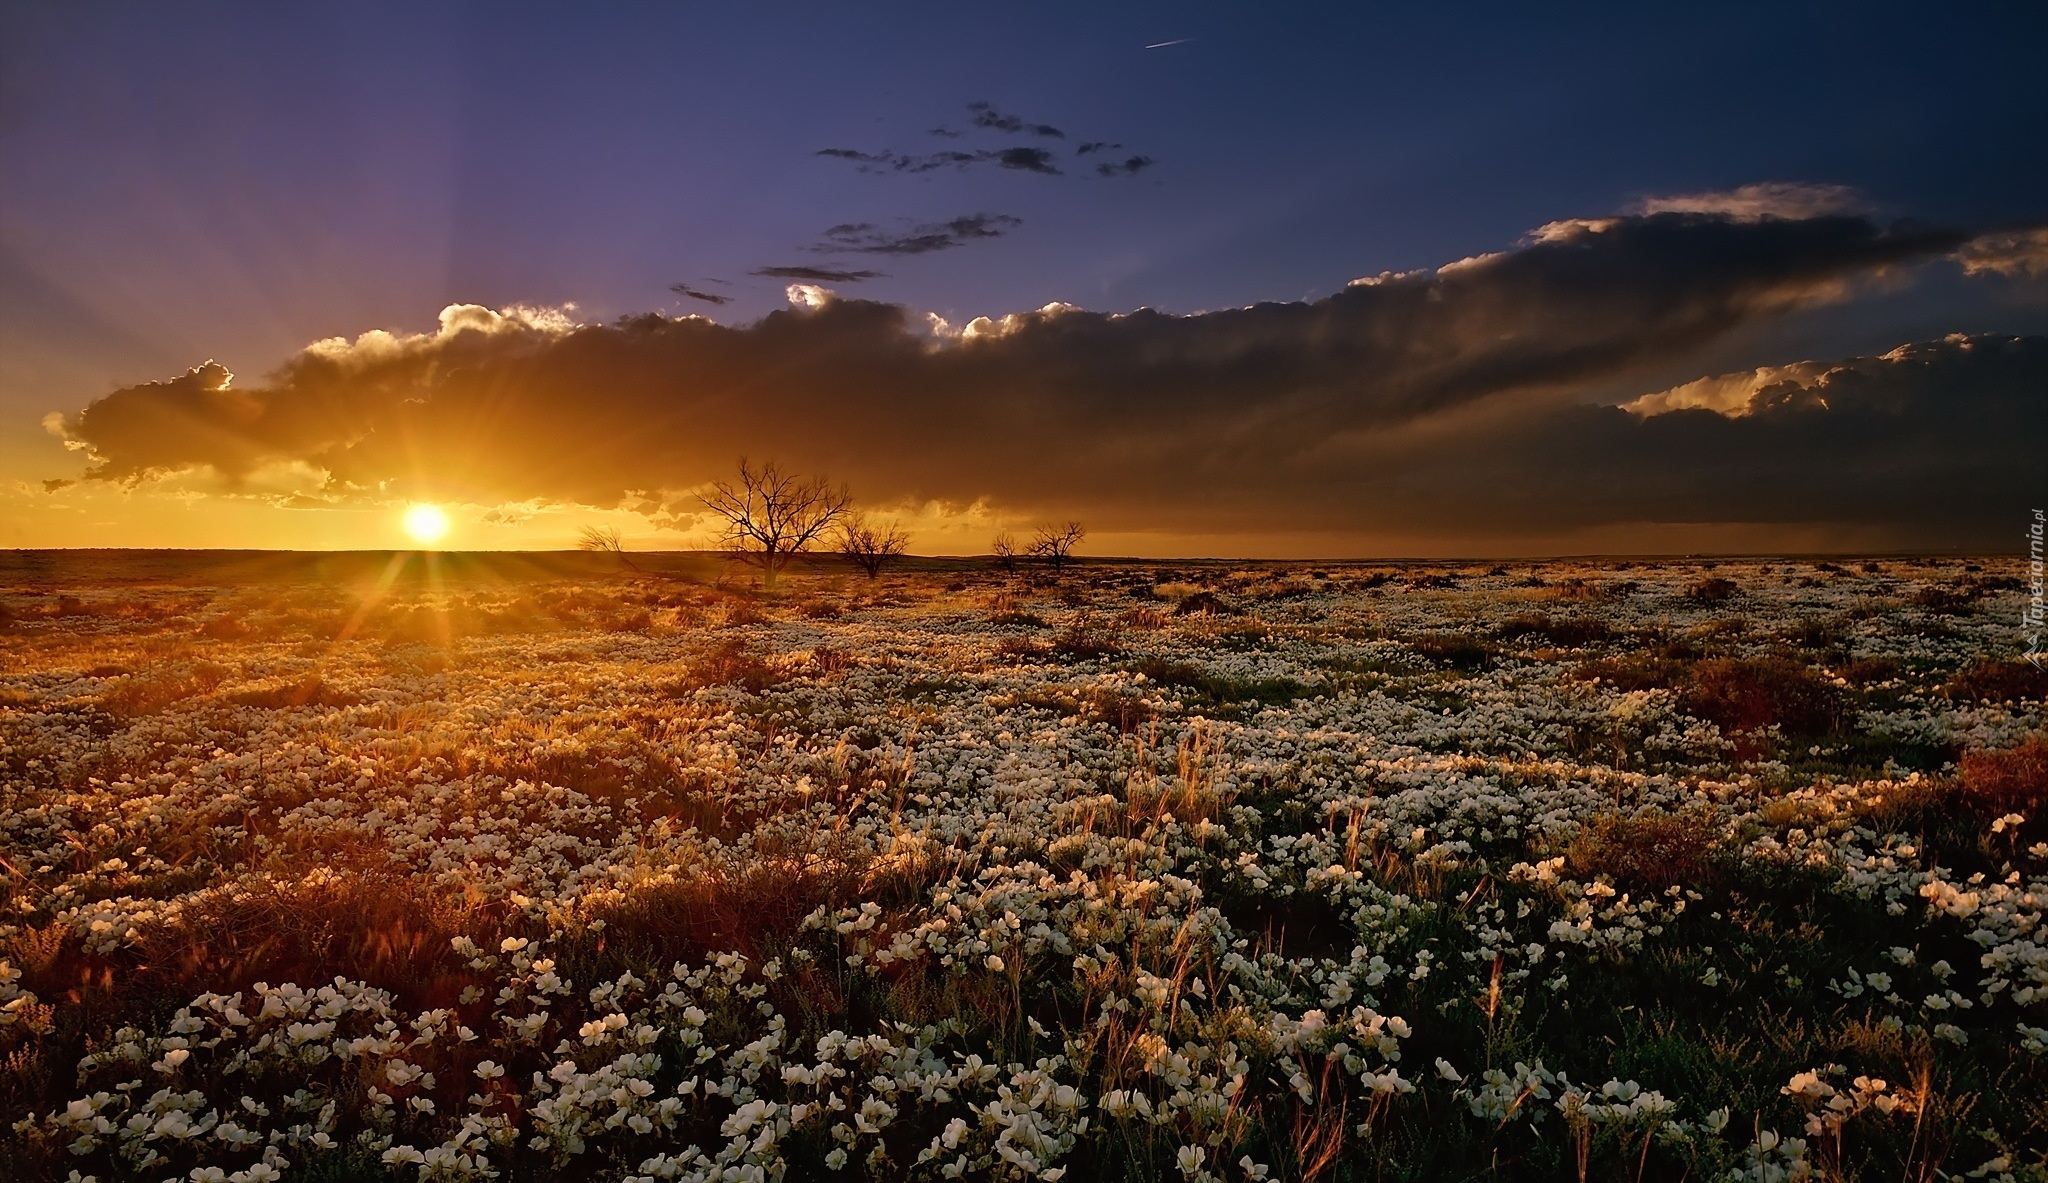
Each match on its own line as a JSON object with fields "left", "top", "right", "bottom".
{"left": 1029, "top": 521, "right": 1086, "bottom": 573}
{"left": 837, "top": 512, "right": 911, "bottom": 579}
{"left": 698, "top": 458, "right": 853, "bottom": 585}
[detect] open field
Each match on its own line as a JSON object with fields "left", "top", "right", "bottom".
{"left": 2, "top": 552, "right": 2045, "bottom": 1182}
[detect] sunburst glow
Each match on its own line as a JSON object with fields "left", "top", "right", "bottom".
{"left": 401, "top": 502, "right": 451, "bottom": 545}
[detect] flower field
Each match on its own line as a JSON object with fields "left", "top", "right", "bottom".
{"left": 2, "top": 553, "right": 2044, "bottom": 1182}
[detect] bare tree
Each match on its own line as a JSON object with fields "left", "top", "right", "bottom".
{"left": 837, "top": 513, "right": 911, "bottom": 579}
{"left": 577, "top": 524, "right": 643, "bottom": 572}
{"left": 1029, "top": 521, "right": 1086, "bottom": 573}
{"left": 698, "top": 458, "right": 852, "bottom": 586}
{"left": 990, "top": 532, "right": 1019, "bottom": 573}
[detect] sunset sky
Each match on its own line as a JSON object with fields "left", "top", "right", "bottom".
{"left": 2, "top": 2, "right": 2043, "bottom": 555}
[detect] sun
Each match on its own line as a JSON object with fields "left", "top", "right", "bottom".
{"left": 402, "top": 503, "right": 451, "bottom": 546}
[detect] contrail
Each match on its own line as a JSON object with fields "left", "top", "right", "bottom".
{"left": 1143, "top": 38, "right": 1192, "bottom": 49}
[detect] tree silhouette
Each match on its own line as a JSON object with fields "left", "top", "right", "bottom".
{"left": 1029, "top": 521, "right": 1086, "bottom": 573}
{"left": 990, "top": 532, "right": 1019, "bottom": 573}
{"left": 698, "top": 459, "right": 852, "bottom": 586}
{"left": 577, "top": 524, "right": 642, "bottom": 572}
{"left": 837, "top": 513, "right": 911, "bottom": 579}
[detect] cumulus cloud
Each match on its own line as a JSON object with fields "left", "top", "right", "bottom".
{"left": 50, "top": 209, "right": 2017, "bottom": 546}
{"left": 1957, "top": 226, "right": 2048, "bottom": 278}
{"left": 1618, "top": 361, "right": 1836, "bottom": 417}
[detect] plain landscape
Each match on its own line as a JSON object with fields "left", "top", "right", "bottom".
{"left": 2, "top": 551, "right": 2044, "bottom": 1182}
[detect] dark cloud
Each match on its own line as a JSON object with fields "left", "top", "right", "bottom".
{"left": 1350, "top": 334, "right": 2046, "bottom": 540}
{"left": 966, "top": 101, "right": 1064, "bottom": 138}
{"left": 51, "top": 210, "right": 2012, "bottom": 547}
{"left": 994, "top": 147, "right": 1060, "bottom": 174}
{"left": 815, "top": 146, "right": 1063, "bottom": 176}
{"left": 749, "top": 265, "right": 884, "bottom": 282}
{"left": 815, "top": 214, "right": 1022, "bottom": 256}
{"left": 1093, "top": 155, "right": 1154, "bottom": 178}
{"left": 668, "top": 281, "right": 732, "bottom": 306}
{"left": 817, "top": 103, "right": 1146, "bottom": 178}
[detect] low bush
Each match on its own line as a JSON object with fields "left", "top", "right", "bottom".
{"left": 1942, "top": 658, "right": 2048, "bottom": 702}
{"left": 1679, "top": 657, "right": 1842, "bottom": 737}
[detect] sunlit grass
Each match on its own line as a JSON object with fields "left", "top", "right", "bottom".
{"left": 0, "top": 556, "right": 2042, "bottom": 1181}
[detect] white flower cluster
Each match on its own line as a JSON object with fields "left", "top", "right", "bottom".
{"left": 2, "top": 559, "right": 2042, "bottom": 1179}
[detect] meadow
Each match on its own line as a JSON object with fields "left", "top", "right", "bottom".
{"left": 1, "top": 551, "right": 2043, "bottom": 1183}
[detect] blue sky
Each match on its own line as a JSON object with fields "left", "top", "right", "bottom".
{"left": 2, "top": 2, "right": 2043, "bottom": 552}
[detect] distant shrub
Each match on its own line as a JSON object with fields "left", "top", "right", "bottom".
{"left": 1836, "top": 656, "right": 1901, "bottom": 685}
{"left": 1680, "top": 657, "right": 1842, "bottom": 736}
{"left": 1955, "top": 735, "right": 2048, "bottom": 814}
{"left": 1495, "top": 613, "right": 1611, "bottom": 647}
{"left": 994, "top": 634, "right": 1049, "bottom": 659}
{"left": 1172, "top": 591, "right": 1235, "bottom": 617}
{"left": 1130, "top": 657, "right": 1205, "bottom": 686}
{"left": 225, "top": 676, "right": 361, "bottom": 709}
{"left": 197, "top": 615, "right": 252, "bottom": 640}
{"left": 1411, "top": 634, "right": 1496, "bottom": 670}
{"left": 1050, "top": 628, "right": 1121, "bottom": 660}
{"left": 1080, "top": 685, "right": 1154, "bottom": 732}
{"left": 986, "top": 591, "right": 1045, "bottom": 627}
{"left": 1942, "top": 659, "right": 2048, "bottom": 703}
{"left": 98, "top": 664, "right": 231, "bottom": 717}
{"left": 1130, "top": 657, "right": 1304, "bottom": 708}
{"left": 1568, "top": 809, "right": 1724, "bottom": 893}
{"left": 598, "top": 607, "right": 655, "bottom": 632}
{"left": 1910, "top": 584, "right": 1972, "bottom": 614}
{"left": 715, "top": 597, "right": 770, "bottom": 628}
{"left": 795, "top": 647, "right": 856, "bottom": 680}
{"left": 668, "top": 640, "right": 786, "bottom": 695}
{"left": 1571, "top": 654, "right": 1688, "bottom": 692}
{"left": 1780, "top": 617, "right": 1843, "bottom": 650}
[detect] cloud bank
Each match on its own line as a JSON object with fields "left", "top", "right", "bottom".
{"left": 50, "top": 209, "right": 2035, "bottom": 548}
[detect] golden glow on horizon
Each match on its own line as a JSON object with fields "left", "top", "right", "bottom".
{"left": 401, "top": 503, "right": 451, "bottom": 546}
